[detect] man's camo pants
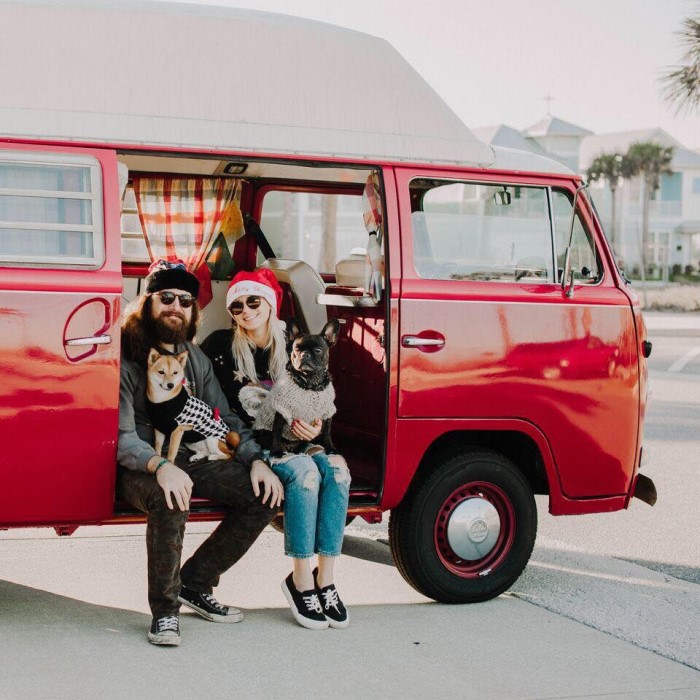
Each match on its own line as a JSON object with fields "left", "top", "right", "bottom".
{"left": 118, "top": 458, "right": 278, "bottom": 617}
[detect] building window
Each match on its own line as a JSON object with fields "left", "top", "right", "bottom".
{"left": 0, "top": 151, "right": 104, "bottom": 267}
{"left": 692, "top": 177, "right": 700, "bottom": 195}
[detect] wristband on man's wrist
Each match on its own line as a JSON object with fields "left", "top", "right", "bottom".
{"left": 153, "top": 458, "right": 169, "bottom": 475}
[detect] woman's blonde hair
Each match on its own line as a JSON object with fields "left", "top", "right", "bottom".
{"left": 231, "top": 305, "right": 287, "bottom": 384}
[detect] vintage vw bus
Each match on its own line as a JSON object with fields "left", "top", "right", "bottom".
{"left": 0, "top": 1, "right": 654, "bottom": 603}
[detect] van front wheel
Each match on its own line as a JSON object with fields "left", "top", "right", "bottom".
{"left": 389, "top": 449, "right": 537, "bottom": 603}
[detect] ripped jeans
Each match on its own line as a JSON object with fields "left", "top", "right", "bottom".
{"left": 268, "top": 451, "right": 351, "bottom": 558}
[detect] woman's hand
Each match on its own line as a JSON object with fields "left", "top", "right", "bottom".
{"left": 250, "top": 460, "right": 284, "bottom": 508}
{"left": 291, "top": 418, "right": 322, "bottom": 441}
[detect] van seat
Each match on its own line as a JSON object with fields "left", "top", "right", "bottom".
{"left": 257, "top": 259, "right": 327, "bottom": 333}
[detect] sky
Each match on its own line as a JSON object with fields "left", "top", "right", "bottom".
{"left": 154, "top": 0, "right": 700, "bottom": 149}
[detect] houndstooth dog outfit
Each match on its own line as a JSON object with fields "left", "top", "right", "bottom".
{"left": 147, "top": 391, "right": 229, "bottom": 443}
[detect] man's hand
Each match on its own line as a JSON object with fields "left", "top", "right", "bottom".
{"left": 155, "top": 462, "right": 193, "bottom": 511}
{"left": 250, "top": 460, "right": 284, "bottom": 508}
{"left": 291, "top": 418, "right": 322, "bottom": 442}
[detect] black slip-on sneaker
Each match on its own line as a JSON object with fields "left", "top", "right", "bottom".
{"left": 281, "top": 573, "right": 329, "bottom": 630}
{"left": 148, "top": 615, "right": 181, "bottom": 646}
{"left": 178, "top": 586, "right": 244, "bottom": 623}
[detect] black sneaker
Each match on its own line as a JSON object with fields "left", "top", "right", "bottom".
{"left": 281, "top": 573, "right": 329, "bottom": 630}
{"left": 148, "top": 615, "right": 181, "bottom": 646}
{"left": 178, "top": 586, "right": 244, "bottom": 623}
{"left": 313, "top": 568, "right": 350, "bottom": 629}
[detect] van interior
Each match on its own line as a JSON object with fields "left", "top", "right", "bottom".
{"left": 117, "top": 152, "right": 387, "bottom": 512}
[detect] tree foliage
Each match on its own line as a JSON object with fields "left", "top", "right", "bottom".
{"left": 663, "top": 12, "right": 700, "bottom": 114}
{"left": 624, "top": 142, "right": 674, "bottom": 191}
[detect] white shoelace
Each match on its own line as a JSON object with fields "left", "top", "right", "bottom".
{"left": 157, "top": 616, "right": 179, "bottom": 633}
{"left": 303, "top": 593, "right": 324, "bottom": 615}
{"left": 322, "top": 588, "right": 341, "bottom": 614}
{"left": 203, "top": 593, "right": 226, "bottom": 613}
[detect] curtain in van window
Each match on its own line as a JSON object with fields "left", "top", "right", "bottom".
{"left": 133, "top": 178, "right": 241, "bottom": 306}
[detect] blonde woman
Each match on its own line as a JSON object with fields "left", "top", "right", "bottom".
{"left": 201, "top": 269, "right": 350, "bottom": 630}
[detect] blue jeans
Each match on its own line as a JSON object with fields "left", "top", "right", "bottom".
{"left": 268, "top": 451, "right": 351, "bottom": 558}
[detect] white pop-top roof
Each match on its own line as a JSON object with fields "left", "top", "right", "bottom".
{"left": 0, "top": 0, "right": 574, "bottom": 176}
{"left": 0, "top": 0, "right": 504, "bottom": 167}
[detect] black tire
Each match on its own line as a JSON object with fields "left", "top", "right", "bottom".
{"left": 389, "top": 449, "right": 536, "bottom": 603}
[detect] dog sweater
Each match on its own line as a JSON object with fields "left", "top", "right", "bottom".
{"left": 254, "top": 368, "right": 336, "bottom": 442}
{"left": 147, "top": 391, "right": 229, "bottom": 443}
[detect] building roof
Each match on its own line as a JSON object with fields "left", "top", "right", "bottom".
{"left": 523, "top": 116, "right": 593, "bottom": 138}
{"left": 0, "top": 0, "right": 498, "bottom": 168}
{"left": 472, "top": 125, "right": 549, "bottom": 156}
{"left": 579, "top": 128, "right": 698, "bottom": 170}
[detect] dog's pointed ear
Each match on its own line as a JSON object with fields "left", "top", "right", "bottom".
{"left": 286, "top": 317, "right": 302, "bottom": 343}
{"left": 177, "top": 351, "right": 189, "bottom": 367}
{"left": 321, "top": 319, "right": 340, "bottom": 347}
{"left": 147, "top": 348, "right": 161, "bottom": 367}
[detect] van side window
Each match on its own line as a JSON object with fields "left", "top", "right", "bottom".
{"left": 0, "top": 151, "right": 104, "bottom": 267}
{"left": 410, "top": 180, "right": 553, "bottom": 283}
{"left": 551, "top": 190, "right": 601, "bottom": 284}
{"left": 259, "top": 191, "right": 367, "bottom": 274}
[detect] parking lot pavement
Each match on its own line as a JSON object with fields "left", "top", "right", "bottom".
{"left": 1, "top": 524, "right": 699, "bottom": 700}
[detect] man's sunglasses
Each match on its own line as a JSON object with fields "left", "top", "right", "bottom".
{"left": 153, "top": 291, "right": 195, "bottom": 308}
{"left": 228, "top": 295, "right": 262, "bottom": 316}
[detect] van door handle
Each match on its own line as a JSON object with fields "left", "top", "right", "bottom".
{"left": 65, "top": 334, "right": 112, "bottom": 346}
{"left": 402, "top": 335, "right": 445, "bottom": 348}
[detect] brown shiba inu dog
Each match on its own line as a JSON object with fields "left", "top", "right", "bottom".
{"left": 146, "top": 348, "right": 240, "bottom": 463}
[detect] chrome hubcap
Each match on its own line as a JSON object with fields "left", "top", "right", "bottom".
{"left": 446, "top": 497, "right": 501, "bottom": 560}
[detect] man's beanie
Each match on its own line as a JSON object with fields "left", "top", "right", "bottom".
{"left": 226, "top": 268, "right": 283, "bottom": 318}
{"left": 145, "top": 260, "right": 200, "bottom": 299}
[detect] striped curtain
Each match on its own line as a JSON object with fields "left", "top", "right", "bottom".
{"left": 133, "top": 177, "right": 242, "bottom": 307}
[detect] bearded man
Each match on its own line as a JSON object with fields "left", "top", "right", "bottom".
{"left": 118, "top": 260, "right": 283, "bottom": 646}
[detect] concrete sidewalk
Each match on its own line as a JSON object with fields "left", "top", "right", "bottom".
{"left": 1, "top": 524, "right": 698, "bottom": 699}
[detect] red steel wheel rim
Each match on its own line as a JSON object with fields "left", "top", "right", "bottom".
{"left": 434, "top": 481, "right": 516, "bottom": 579}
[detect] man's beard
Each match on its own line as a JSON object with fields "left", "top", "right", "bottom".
{"left": 149, "top": 312, "right": 192, "bottom": 345}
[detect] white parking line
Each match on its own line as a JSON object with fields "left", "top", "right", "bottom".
{"left": 668, "top": 346, "right": 700, "bottom": 373}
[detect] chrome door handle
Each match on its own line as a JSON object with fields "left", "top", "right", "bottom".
{"left": 65, "top": 334, "right": 112, "bottom": 346}
{"left": 402, "top": 336, "right": 445, "bottom": 348}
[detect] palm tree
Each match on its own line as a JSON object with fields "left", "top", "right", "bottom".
{"left": 587, "top": 153, "right": 626, "bottom": 251}
{"left": 624, "top": 142, "right": 674, "bottom": 269}
{"left": 663, "top": 13, "right": 700, "bottom": 114}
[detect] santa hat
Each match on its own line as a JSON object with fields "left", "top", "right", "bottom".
{"left": 226, "top": 268, "right": 283, "bottom": 318}
{"left": 146, "top": 259, "right": 199, "bottom": 299}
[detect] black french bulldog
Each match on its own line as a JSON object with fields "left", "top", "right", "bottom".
{"left": 253, "top": 318, "right": 340, "bottom": 458}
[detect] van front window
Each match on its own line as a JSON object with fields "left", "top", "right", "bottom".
{"left": 411, "top": 180, "right": 553, "bottom": 283}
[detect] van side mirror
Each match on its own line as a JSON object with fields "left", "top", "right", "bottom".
{"left": 561, "top": 247, "right": 574, "bottom": 298}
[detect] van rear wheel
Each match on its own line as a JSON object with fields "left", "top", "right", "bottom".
{"left": 389, "top": 449, "right": 537, "bottom": 603}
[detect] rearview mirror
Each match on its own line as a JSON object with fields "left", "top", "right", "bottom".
{"left": 493, "top": 188, "right": 511, "bottom": 205}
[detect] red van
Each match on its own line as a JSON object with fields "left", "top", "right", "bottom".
{"left": 0, "top": 2, "right": 654, "bottom": 603}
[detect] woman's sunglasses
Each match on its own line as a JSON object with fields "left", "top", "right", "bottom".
{"left": 154, "top": 291, "right": 195, "bottom": 308}
{"left": 228, "top": 295, "right": 262, "bottom": 316}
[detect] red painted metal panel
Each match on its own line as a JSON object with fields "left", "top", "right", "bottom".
{"left": 0, "top": 143, "right": 121, "bottom": 526}
{"left": 393, "top": 167, "right": 640, "bottom": 503}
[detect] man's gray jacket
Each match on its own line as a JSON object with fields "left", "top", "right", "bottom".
{"left": 118, "top": 341, "right": 262, "bottom": 472}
